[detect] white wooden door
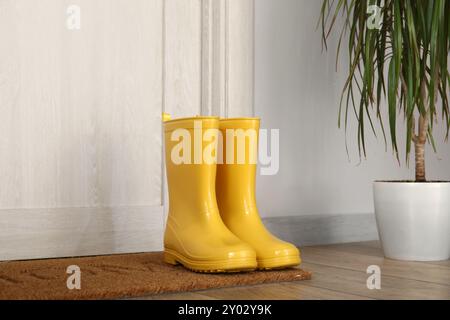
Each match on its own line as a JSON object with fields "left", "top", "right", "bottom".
{"left": 0, "top": 0, "right": 254, "bottom": 261}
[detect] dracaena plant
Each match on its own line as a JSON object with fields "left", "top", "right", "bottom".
{"left": 319, "top": 0, "right": 449, "bottom": 182}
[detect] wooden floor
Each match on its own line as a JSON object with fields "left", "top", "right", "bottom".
{"left": 135, "top": 241, "right": 450, "bottom": 300}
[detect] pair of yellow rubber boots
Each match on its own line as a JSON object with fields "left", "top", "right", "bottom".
{"left": 163, "top": 115, "right": 300, "bottom": 272}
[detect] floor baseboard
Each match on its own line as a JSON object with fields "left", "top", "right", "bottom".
{"left": 263, "top": 213, "right": 379, "bottom": 246}
{"left": 1, "top": 208, "right": 377, "bottom": 261}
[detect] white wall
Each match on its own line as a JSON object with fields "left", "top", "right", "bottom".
{"left": 255, "top": 0, "right": 450, "bottom": 218}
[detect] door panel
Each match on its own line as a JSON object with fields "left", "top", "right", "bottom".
{"left": 0, "top": 0, "right": 254, "bottom": 260}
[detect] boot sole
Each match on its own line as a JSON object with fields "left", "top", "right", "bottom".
{"left": 257, "top": 255, "right": 301, "bottom": 270}
{"left": 163, "top": 249, "right": 257, "bottom": 273}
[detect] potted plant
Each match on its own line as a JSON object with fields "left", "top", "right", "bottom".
{"left": 320, "top": 0, "right": 449, "bottom": 261}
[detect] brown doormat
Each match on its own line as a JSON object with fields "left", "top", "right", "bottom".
{"left": 0, "top": 252, "right": 311, "bottom": 300}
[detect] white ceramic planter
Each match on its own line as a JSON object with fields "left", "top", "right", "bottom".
{"left": 373, "top": 181, "right": 450, "bottom": 261}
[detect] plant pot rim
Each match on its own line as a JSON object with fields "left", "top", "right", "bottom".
{"left": 374, "top": 180, "right": 450, "bottom": 184}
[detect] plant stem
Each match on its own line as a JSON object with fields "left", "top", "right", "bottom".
{"left": 414, "top": 113, "right": 428, "bottom": 182}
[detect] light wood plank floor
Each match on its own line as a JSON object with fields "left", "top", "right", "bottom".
{"left": 134, "top": 241, "right": 450, "bottom": 300}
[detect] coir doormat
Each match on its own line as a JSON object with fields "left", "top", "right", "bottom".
{"left": 0, "top": 252, "right": 311, "bottom": 300}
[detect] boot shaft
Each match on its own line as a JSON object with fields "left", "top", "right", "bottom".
{"left": 163, "top": 116, "right": 221, "bottom": 219}
{"left": 216, "top": 118, "right": 260, "bottom": 216}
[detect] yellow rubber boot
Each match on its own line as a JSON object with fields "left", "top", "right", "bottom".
{"left": 163, "top": 115, "right": 257, "bottom": 273}
{"left": 216, "top": 118, "right": 301, "bottom": 269}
